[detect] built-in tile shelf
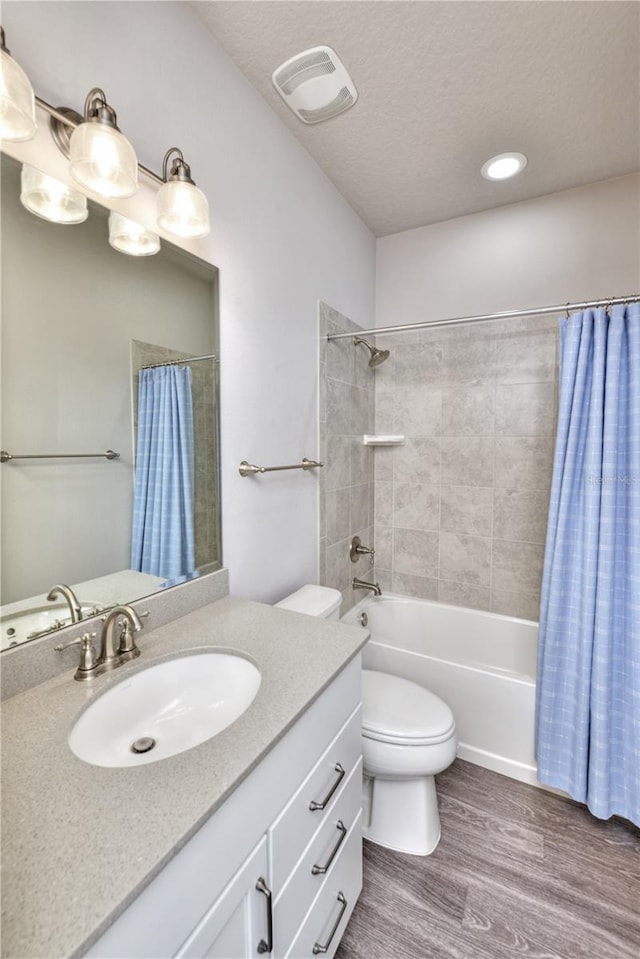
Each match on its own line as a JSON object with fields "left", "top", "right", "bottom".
{"left": 363, "top": 435, "right": 405, "bottom": 446}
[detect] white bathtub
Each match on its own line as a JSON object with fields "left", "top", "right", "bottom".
{"left": 341, "top": 593, "right": 539, "bottom": 786}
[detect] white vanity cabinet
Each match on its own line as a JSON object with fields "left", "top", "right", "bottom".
{"left": 175, "top": 838, "right": 269, "bottom": 959}
{"left": 85, "top": 655, "right": 362, "bottom": 959}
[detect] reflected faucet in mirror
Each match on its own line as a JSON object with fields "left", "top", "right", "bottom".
{"left": 47, "top": 584, "right": 83, "bottom": 624}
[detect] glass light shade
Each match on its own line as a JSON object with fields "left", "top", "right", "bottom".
{"left": 0, "top": 48, "right": 36, "bottom": 141}
{"left": 156, "top": 180, "right": 210, "bottom": 238}
{"left": 69, "top": 122, "right": 138, "bottom": 198}
{"left": 20, "top": 164, "right": 88, "bottom": 224}
{"left": 108, "top": 211, "right": 160, "bottom": 256}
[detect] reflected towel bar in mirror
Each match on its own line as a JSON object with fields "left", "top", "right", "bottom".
{"left": 1, "top": 450, "right": 120, "bottom": 462}
{"left": 239, "top": 458, "right": 323, "bottom": 477}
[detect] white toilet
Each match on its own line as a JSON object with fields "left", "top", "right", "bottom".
{"left": 275, "top": 585, "right": 458, "bottom": 856}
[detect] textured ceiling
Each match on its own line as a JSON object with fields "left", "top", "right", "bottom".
{"left": 193, "top": 1, "right": 640, "bottom": 236}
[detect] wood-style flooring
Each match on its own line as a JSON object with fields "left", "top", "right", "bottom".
{"left": 336, "top": 759, "right": 640, "bottom": 959}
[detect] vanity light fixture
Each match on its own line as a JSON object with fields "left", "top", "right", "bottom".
{"left": 0, "top": 25, "right": 211, "bottom": 246}
{"left": 68, "top": 88, "right": 138, "bottom": 198}
{"left": 0, "top": 27, "right": 36, "bottom": 141}
{"left": 156, "top": 148, "right": 210, "bottom": 239}
{"left": 20, "top": 164, "right": 88, "bottom": 224}
{"left": 481, "top": 152, "right": 528, "bottom": 181}
{"left": 108, "top": 211, "right": 160, "bottom": 256}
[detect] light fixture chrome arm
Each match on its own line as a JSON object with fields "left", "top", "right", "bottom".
{"left": 162, "top": 147, "right": 194, "bottom": 184}
{"left": 82, "top": 87, "right": 116, "bottom": 126}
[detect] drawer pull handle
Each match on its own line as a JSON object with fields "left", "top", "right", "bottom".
{"left": 312, "top": 891, "right": 348, "bottom": 955}
{"left": 309, "top": 763, "right": 345, "bottom": 811}
{"left": 256, "top": 877, "right": 273, "bottom": 954}
{"left": 312, "top": 820, "right": 347, "bottom": 875}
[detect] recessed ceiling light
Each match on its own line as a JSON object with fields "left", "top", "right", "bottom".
{"left": 481, "top": 152, "right": 528, "bottom": 181}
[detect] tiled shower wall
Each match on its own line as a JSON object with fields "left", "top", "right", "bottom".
{"left": 320, "top": 305, "right": 559, "bottom": 621}
{"left": 319, "top": 302, "right": 376, "bottom": 614}
{"left": 371, "top": 318, "right": 558, "bottom": 621}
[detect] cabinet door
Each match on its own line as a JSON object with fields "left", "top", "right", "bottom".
{"left": 174, "top": 837, "right": 270, "bottom": 959}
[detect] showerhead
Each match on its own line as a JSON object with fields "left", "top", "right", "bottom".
{"left": 353, "top": 336, "right": 390, "bottom": 368}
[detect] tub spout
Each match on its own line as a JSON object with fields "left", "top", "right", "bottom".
{"left": 352, "top": 577, "right": 382, "bottom": 596}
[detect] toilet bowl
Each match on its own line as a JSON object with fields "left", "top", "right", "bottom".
{"left": 275, "top": 585, "right": 457, "bottom": 856}
{"left": 361, "top": 669, "right": 457, "bottom": 855}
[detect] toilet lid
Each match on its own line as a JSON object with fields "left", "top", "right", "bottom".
{"left": 362, "top": 670, "right": 456, "bottom": 746}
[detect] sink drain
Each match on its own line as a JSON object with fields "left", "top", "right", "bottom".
{"left": 131, "top": 736, "right": 156, "bottom": 754}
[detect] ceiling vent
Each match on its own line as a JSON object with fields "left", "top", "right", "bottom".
{"left": 272, "top": 46, "right": 358, "bottom": 125}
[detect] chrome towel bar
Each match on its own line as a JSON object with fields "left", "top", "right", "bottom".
{"left": 1, "top": 450, "right": 120, "bottom": 462}
{"left": 239, "top": 457, "right": 323, "bottom": 477}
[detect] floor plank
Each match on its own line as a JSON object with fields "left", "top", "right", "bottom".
{"left": 336, "top": 759, "right": 640, "bottom": 959}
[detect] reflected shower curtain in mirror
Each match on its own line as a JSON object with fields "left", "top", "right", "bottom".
{"left": 536, "top": 303, "right": 639, "bottom": 826}
{"left": 131, "top": 365, "right": 195, "bottom": 581}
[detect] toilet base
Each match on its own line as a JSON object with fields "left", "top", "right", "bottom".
{"left": 362, "top": 775, "right": 441, "bottom": 856}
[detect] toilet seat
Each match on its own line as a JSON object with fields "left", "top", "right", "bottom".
{"left": 362, "top": 670, "right": 456, "bottom": 746}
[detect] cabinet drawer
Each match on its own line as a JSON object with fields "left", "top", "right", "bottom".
{"left": 270, "top": 705, "right": 361, "bottom": 891}
{"left": 284, "top": 810, "right": 363, "bottom": 959}
{"left": 274, "top": 759, "right": 362, "bottom": 951}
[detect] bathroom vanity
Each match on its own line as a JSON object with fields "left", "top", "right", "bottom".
{"left": 1, "top": 595, "right": 367, "bottom": 959}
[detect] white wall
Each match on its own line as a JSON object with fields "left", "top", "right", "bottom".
{"left": 2, "top": 1, "right": 376, "bottom": 603}
{"left": 377, "top": 173, "right": 640, "bottom": 326}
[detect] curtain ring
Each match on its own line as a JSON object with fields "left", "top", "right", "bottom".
{"left": 564, "top": 302, "right": 571, "bottom": 319}
{"left": 605, "top": 297, "right": 615, "bottom": 317}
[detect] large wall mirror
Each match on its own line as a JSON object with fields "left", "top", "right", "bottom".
{"left": 1, "top": 153, "right": 221, "bottom": 651}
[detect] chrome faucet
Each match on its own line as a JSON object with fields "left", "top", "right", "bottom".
{"left": 47, "top": 584, "right": 83, "bottom": 623}
{"left": 55, "top": 605, "right": 145, "bottom": 681}
{"left": 352, "top": 577, "right": 382, "bottom": 596}
{"left": 99, "top": 605, "right": 144, "bottom": 667}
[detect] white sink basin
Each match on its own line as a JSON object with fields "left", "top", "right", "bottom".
{"left": 69, "top": 653, "right": 261, "bottom": 767}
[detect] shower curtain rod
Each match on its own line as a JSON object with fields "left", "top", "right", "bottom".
{"left": 325, "top": 294, "right": 640, "bottom": 341}
{"left": 141, "top": 352, "right": 218, "bottom": 370}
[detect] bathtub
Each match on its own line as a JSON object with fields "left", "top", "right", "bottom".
{"left": 341, "top": 593, "right": 539, "bottom": 786}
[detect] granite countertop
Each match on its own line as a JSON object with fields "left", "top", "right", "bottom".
{"left": 1, "top": 596, "right": 368, "bottom": 959}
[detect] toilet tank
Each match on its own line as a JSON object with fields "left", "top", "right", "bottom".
{"left": 275, "top": 585, "right": 342, "bottom": 620}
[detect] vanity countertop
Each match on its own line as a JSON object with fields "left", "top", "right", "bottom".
{"left": 1, "top": 596, "right": 368, "bottom": 959}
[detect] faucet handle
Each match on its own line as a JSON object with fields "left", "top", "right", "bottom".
{"left": 118, "top": 610, "right": 147, "bottom": 654}
{"left": 54, "top": 632, "right": 95, "bottom": 652}
{"left": 350, "top": 536, "right": 376, "bottom": 565}
{"left": 119, "top": 619, "right": 139, "bottom": 653}
{"left": 54, "top": 633, "right": 98, "bottom": 675}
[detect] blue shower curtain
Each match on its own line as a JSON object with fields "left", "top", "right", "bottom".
{"left": 536, "top": 303, "right": 640, "bottom": 825}
{"left": 131, "top": 365, "right": 196, "bottom": 580}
